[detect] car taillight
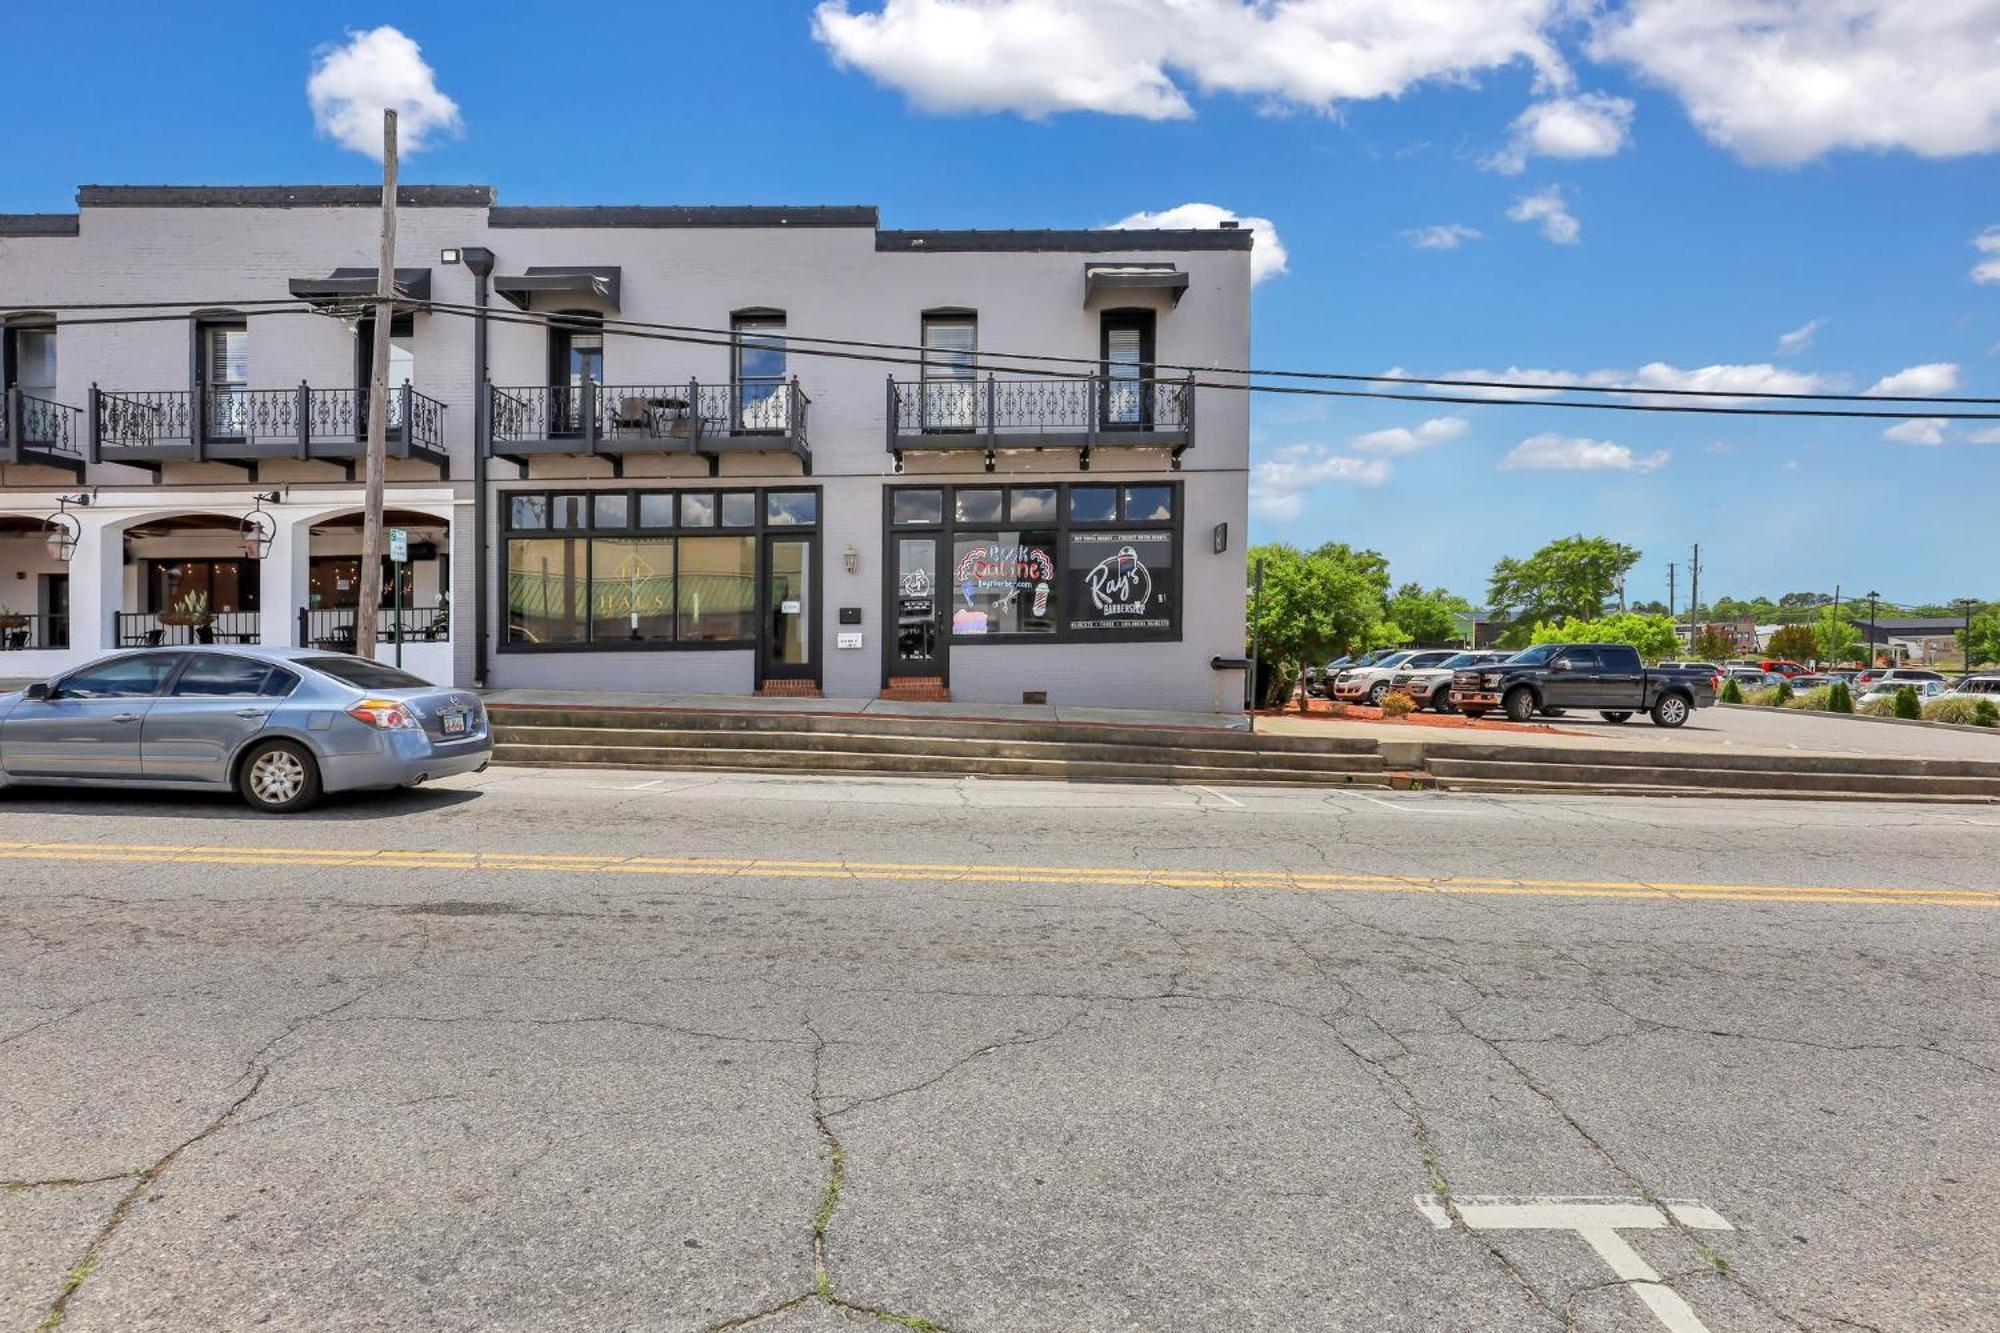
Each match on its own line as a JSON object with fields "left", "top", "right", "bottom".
{"left": 347, "top": 698, "right": 419, "bottom": 730}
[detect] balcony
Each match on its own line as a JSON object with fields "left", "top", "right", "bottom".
{"left": 1, "top": 388, "right": 87, "bottom": 477}
{"left": 0, "top": 612, "right": 68, "bottom": 652}
{"left": 113, "top": 609, "right": 262, "bottom": 648}
{"left": 91, "top": 384, "right": 448, "bottom": 477}
{"left": 886, "top": 374, "right": 1194, "bottom": 472}
{"left": 487, "top": 377, "right": 810, "bottom": 476}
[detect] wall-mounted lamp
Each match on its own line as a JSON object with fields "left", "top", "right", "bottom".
{"left": 240, "top": 491, "right": 280, "bottom": 561}
{"left": 42, "top": 494, "right": 87, "bottom": 563}
{"left": 842, "top": 543, "right": 861, "bottom": 575}
{"left": 439, "top": 248, "right": 463, "bottom": 265}
{"left": 1212, "top": 522, "right": 1229, "bottom": 554}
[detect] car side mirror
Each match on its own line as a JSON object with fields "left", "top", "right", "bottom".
{"left": 23, "top": 682, "right": 49, "bottom": 701}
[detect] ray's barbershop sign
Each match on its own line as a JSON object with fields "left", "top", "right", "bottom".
{"left": 1067, "top": 529, "right": 1173, "bottom": 631}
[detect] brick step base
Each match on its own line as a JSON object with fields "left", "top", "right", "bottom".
{"left": 757, "top": 680, "right": 823, "bottom": 698}
{"left": 880, "top": 675, "right": 951, "bottom": 703}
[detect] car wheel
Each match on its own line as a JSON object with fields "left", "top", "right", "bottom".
{"left": 1600, "top": 711, "right": 1632, "bottom": 723}
{"left": 1650, "top": 694, "right": 1691, "bottom": 728}
{"left": 1433, "top": 693, "right": 1458, "bottom": 715}
{"left": 238, "top": 740, "right": 322, "bottom": 813}
{"left": 1503, "top": 688, "right": 1538, "bottom": 723}
{"left": 1539, "top": 708, "right": 1568, "bottom": 718}
{"left": 1368, "top": 682, "right": 1390, "bottom": 706}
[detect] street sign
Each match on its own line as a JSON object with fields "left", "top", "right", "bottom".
{"left": 388, "top": 528, "right": 408, "bottom": 563}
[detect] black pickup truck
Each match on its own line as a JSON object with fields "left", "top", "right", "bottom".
{"left": 1448, "top": 643, "right": 1716, "bottom": 727}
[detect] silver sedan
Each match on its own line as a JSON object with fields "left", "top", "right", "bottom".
{"left": 0, "top": 646, "right": 490, "bottom": 812}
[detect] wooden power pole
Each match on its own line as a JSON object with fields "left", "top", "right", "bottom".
{"left": 355, "top": 107, "right": 399, "bottom": 660}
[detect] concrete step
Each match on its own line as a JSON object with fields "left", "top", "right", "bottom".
{"left": 1432, "top": 775, "right": 2000, "bottom": 804}
{"left": 494, "top": 723, "right": 1386, "bottom": 775}
{"left": 492, "top": 742, "right": 1392, "bottom": 788}
{"left": 1426, "top": 754, "right": 2000, "bottom": 800}
{"left": 1421, "top": 740, "right": 2000, "bottom": 781}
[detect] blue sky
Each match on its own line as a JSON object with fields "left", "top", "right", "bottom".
{"left": 5, "top": 1, "right": 1996, "bottom": 609}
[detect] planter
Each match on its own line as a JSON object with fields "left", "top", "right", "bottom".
{"left": 158, "top": 615, "right": 213, "bottom": 628}
{"left": 0, "top": 616, "right": 27, "bottom": 631}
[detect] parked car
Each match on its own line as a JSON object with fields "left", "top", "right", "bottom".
{"left": 0, "top": 647, "right": 490, "bottom": 813}
{"left": 1451, "top": 643, "right": 1716, "bottom": 726}
{"left": 1786, "top": 674, "right": 1841, "bottom": 690}
{"left": 1307, "top": 654, "right": 1361, "bottom": 697}
{"left": 1855, "top": 667, "right": 1946, "bottom": 688}
{"left": 1333, "top": 649, "right": 1464, "bottom": 705}
{"left": 1722, "top": 667, "right": 1785, "bottom": 690}
{"left": 1759, "top": 659, "right": 1809, "bottom": 678}
{"left": 1938, "top": 674, "right": 2000, "bottom": 701}
{"left": 1856, "top": 679, "right": 1946, "bottom": 707}
{"left": 1394, "top": 650, "right": 1511, "bottom": 712}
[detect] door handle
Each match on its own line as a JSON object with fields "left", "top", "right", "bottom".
{"left": 234, "top": 708, "right": 269, "bottom": 719}
{"left": 112, "top": 713, "right": 141, "bottom": 724}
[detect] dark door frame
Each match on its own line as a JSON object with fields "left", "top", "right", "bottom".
{"left": 756, "top": 531, "right": 821, "bottom": 686}
{"left": 881, "top": 530, "right": 947, "bottom": 687}
{"left": 1099, "top": 308, "right": 1156, "bottom": 431}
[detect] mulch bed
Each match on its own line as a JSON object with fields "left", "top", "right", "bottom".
{"left": 1257, "top": 696, "right": 1558, "bottom": 735}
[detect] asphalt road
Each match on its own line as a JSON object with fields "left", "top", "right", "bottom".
{"left": 2, "top": 768, "right": 1995, "bottom": 1333}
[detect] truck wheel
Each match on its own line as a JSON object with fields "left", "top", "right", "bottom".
{"left": 1432, "top": 693, "right": 1458, "bottom": 714}
{"left": 1461, "top": 709, "right": 1487, "bottom": 719}
{"left": 1600, "top": 711, "right": 1632, "bottom": 723}
{"left": 1650, "top": 694, "right": 1691, "bottom": 728}
{"left": 1503, "top": 688, "right": 1538, "bottom": 723}
{"left": 1368, "top": 682, "right": 1391, "bottom": 706}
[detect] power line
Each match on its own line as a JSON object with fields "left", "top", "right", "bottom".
{"left": 9, "top": 294, "right": 1999, "bottom": 407}
{"left": 8, "top": 297, "right": 1999, "bottom": 421}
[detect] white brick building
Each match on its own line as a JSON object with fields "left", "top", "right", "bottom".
{"left": 0, "top": 186, "right": 1250, "bottom": 710}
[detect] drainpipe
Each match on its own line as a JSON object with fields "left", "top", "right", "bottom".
{"left": 459, "top": 246, "right": 496, "bottom": 686}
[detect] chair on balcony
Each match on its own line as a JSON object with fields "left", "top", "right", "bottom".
{"left": 3, "top": 628, "right": 27, "bottom": 651}
{"left": 614, "top": 395, "right": 693, "bottom": 439}
{"left": 314, "top": 625, "right": 357, "bottom": 653}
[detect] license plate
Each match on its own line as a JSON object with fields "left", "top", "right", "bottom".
{"left": 441, "top": 712, "right": 467, "bottom": 736}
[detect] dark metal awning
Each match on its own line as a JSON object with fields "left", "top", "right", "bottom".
{"left": 1084, "top": 262, "right": 1188, "bottom": 305}
{"left": 493, "top": 266, "right": 623, "bottom": 310}
{"left": 288, "top": 267, "right": 432, "bottom": 304}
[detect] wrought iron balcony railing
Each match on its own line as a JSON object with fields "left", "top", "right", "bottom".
{"left": 488, "top": 377, "right": 811, "bottom": 475}
{"left": 886, "top": 374, "right": 1194, "bottom": 471}
{"left": 1, "top": 389, "right": 86, "bottom": 471}
{"left": 114, "top": 610, "right": 263, "bottom": 648}
{"left": 299, "top": 604, "right": 450, "bottom": 652}
{"left": 0, "top": 612, "right": 69, "bottom": 652}
{"left": 90, "top": 384, "right": 446, "bottom": 472}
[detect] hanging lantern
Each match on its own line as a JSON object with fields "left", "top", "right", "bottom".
{"left": 241, "top": 493, "right": 278, "bottom": 561}
{"left": 43, "top": 512, "right": 79, "bottom": 562}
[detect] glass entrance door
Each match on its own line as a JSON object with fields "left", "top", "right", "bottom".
{"left": 761, "top": 535, "right": 816, "bottom": 681}
{"left": 891, "top": 535, "right": 944, "bottom": 680}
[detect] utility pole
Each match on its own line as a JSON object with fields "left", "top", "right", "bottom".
{"left": 1829, "top": 584, "right": 1841, "bottom": 669}
{"left": 355, "top": 107, "right": 398, "bottom": 661}
{"left": 1866, "top": 590, "right": 1880, "bottom": 668}
{"left": 1667, "top": 563, "right": 1677, "bottom": 626}
{"left": 1687, "top": 544, "right": 1702, "bottom": 644}
{"left": 1953, "top": 597, "right": 1980, "bottom": 672}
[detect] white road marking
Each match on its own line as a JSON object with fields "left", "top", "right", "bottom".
{"left": 1191, "top": 786, "right": 1245, "bottom": 808}
{"left": 1415, "top": 1195, "right": 1732, "bottom": 1333}
{"left": 1357, "top": 794, "right": 1494, "bottom": 817}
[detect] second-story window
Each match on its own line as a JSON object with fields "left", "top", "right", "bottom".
{"left": 732, "top": 311, "right": 787, "bottom": 433}
{"left": 202, "top": 320, "right": 249, "bottom": 439}
{"left": 358, "top": 314, "right": 416, "bottom": 426}
{"left": 920, "top": 313, "right": 976, "bottom": 432}
{"left": 547, "top": 313, "right": 603, "bottom": 437}
{"left": 4, "top": 323, "right": 57, "bottom": 399}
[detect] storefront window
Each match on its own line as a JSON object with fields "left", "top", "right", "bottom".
{"left": 720, "top": 492, "right": 757, "bottom": 528}
{"left": 1010, "top": 488, "right": 1057, "bottom": 522}
{"left": 766, "top": 491, "right": 818, "bottom": 526}
{"left": 510, "top": 495, "right": 548, "bottom": 530}
{"left": 1066, "top": 529, "right": 1175, "bottom": 631}
{"left": 680, "top": 493, "right": 716, "bottom": 527}
{"left": 507, "top": 538, "right": 588, "bottom": 644}
{"left": 677, "top": 536, "right": 757, "bottom": 641}
{"left": 954, "top": 489, "right": 1003, "bottom": 524}
{"left": 589, "top": 538, "right": 674, "bottom": 642}
{"left": 950, "top": 532, "right": 1058, "bottom": 636}
{"left": 1122, "top": 486, "right": 1174, "bottom": 521}
{"left": 1069, "top": 486, "right": 1118, "bottom": 523}
{"left": 638, "top": 494, "right": 675, "bottom": 528}
{"left": 893, "top": 490, "right": 943, "bottom": 525}
{"left": 592, "top": 493, "right": 629, "bottom": 528}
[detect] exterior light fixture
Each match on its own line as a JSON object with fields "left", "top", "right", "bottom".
{"left": 241, "top": 491, "right": 280, "bottom": 561}
{"left": 439, "top": 248, "right": 462, "bottom": 265}
{"left": 42, "top": 494, "right": 87, "bottom": 562}
{"left": 842, "top": 543, "right": 860, "bottom": 575}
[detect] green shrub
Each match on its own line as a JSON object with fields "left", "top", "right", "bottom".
{"left": 1787, "top": 685, "right": 1834, "bottom": 711}
{"left": 1893, "top": 685, "right": 1923, "bottom": 720}
{"left": 1747, "top": 686, "right": 1787, "bottom": 707}
{"left": 1923, "top": 697, "right": 1996, "bottom": 726}
{"left": 1718, "top": 678, "right": 1744, "bottom": 704}
{"left": 1976, "top": 699, "right": 2000, "bottom": 727}
{"left": 1828, "top": 681, "right": 1855, "bottom": 714}
{"left": 1859, "top": 695, "right": 1898, "bottom": 717}
{"left": 1773, "top": 679, "right": 1794, "bottom": 704}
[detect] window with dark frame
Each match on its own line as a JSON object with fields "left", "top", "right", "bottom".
{"left": 890, "top": 481, "right": 1180, "bottom": 641}
{"left": 732, "top": 312, "right": 787, "bottom": 433}
{"left": 501, "top": 487, "right": 817, "bottom": 650}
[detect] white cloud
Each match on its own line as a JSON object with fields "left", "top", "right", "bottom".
{"left": 1110, "top": 202, "right": 1287, "bottom": 283}
{"left": 1775, "top": 318, "right": 1824, "bottom": 356}
{"left": 811, "top": 0, "right": 1571, "bottom": 120}
{"left": 1969, "top": 426, "right": 2000, "bottom": 445}
{"left": 1249, "top": 443, "right": 1391, "bottom": 521}
{"left": 1882, "top": 418, "right": 1946, "bottom": 446}
{"left": 1592, "top": 1, "right": 2000, "bottom": 165}
{"left": 1485, "top": 92, "right": 1635, "bottom": 174}
{"left": 308, "top": 27, "right": 461, "bottom": 158}
{"left": 1865, "top": 363, "right": 1959, "bottom": 397}
{"left": 1382, "top": 361, "right": 1842, "bottom": 404}
{"left": 1404, "top": 223, "right": 1482, "bottom": 250}
{"left": 1350, "top": 416, "right": 1468, "bottom": 455}
{"left": 1499, "top": 433, "right": 1670, "bottom": 473}
{"left": 1974, "top": 227, "right": 2000, "bottom": 285}
{"left": 1506, "top": 187, "right": 1580, "bottom": 245}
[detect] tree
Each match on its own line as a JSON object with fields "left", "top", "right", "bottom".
{"left": 1630, "top": 599, "right": 1669, "bottom": 617}
{"left": 1812, "top": 604, "right": 1860, "bottom": 665}
{"left": 1486, "top": 535, "right": 1641, "bottom": 647}
{"left": 1961, "top": 610, "right": 2000, "bottom": 668}
{"left": 1529, "top": 612, "right": 1682, "bottom": 663}
{"left": 1692, "top": 626, "right": 1736, "bottom": 662}
{"left": 1777, "top": 591, "right": 1831, "bottom": 610}
{"left": 1764, "top": 623, "right": 1818, "bottom": 662}
{"left": 1386, "top": 582, "right": 1474, "bottom": 646}
{"left": 1245, "top": 542, "right": 1391, "bottom": 703}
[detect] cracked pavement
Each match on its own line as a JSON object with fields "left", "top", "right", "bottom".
{"left": 1, "top": 768, "right": 1995, "bottom": 1331}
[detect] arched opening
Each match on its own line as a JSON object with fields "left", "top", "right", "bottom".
{"left": 299, "top": 508, "right": 451, "bottom": 651}
{"left": 117, "top": 512, "right": 261, "bottom": 647}
{"left": 0, "top": 513, "right": 68, "bottom": 651}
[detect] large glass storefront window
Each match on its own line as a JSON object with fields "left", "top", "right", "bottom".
{"left": 503, "top": 488, "right": 810, "bottom": 650}
{"left": 890, "top": 482, "right": 1181, "bottom": 645}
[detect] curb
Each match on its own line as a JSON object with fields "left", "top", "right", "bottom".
{"left": 1718, "top": 701, "right": 2000, "bottom": 738}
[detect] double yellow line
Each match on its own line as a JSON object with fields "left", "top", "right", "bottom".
{"left": 0, "top": 840, "right": 1991, "bottom": 908}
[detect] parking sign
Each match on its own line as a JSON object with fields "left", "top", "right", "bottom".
{"left": 388, "top": 527, "right": 408, "bottom": 563}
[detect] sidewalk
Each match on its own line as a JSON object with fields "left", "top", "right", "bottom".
{"left": 479, "top": 689, "right": 1251, "bottom": 733}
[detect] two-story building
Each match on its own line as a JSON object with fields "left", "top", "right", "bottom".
{"left": 0, "top": 185, "right": 1250, "bottom": 710}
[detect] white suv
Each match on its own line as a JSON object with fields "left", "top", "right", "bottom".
{"left": 1333, "top": 649, "right": 1460, "bottom": 705}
